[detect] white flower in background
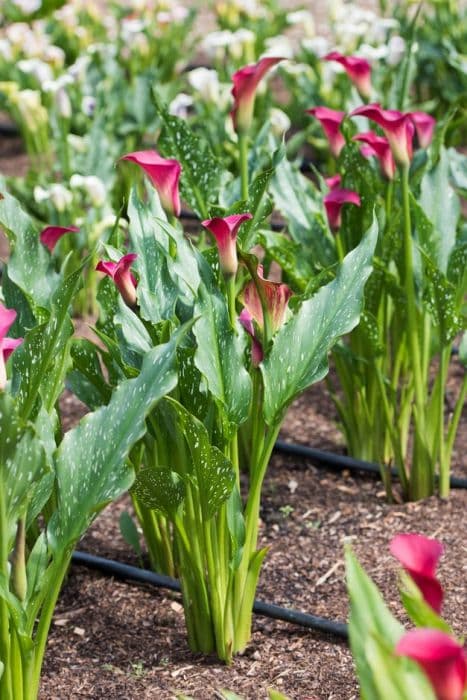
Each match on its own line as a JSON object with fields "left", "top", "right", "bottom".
{"left": 286, "top": 10, "right": 315, "bottom": 38}
{"left": 281, "top": 61, "right": 313, "bottom": 78}
{"left": 17, "top": 58, "right": 53, "bottom": 84}
{"left": 82, "top": 175, "right": 107, "bottom": 207}
{"left": 270, "top": 108, "right": 291, "bottom": 137}
{"left": 70, "top": 174, "right": 85, "bottom": 189}
{"left": 357, "top": 43, "right": 388, "bottom": 63}
{"left": 263, "top": 35, "right": 294, "bottom": 60}
{"left": 55, "top": 87, "right": 71, "bottom": 119}
{"left": 42, "top": 73, "right": 73, "bottom": 94}
{"left": 157, "top": 5, "right": 189, "bottom": 24}
{"left": 302, "top": 36, "right": 329, "bottom": 58}
{"left": 234, "top": 0, "right": 266, "bottom": 19}
{"left": 369, "top": 17, "right": 399, "bottom": 44}
{"left": 201, "top": 30, "right": 234, "bottom": 61}
{"left": 328, "top": 0, "right": 346, "bottom": 23}
{"left": 81, "top": 95, "right": 96, "bottom": 117}
{"left": 0, "top": 39, "right": 13, "bottom": 62}
{"left": 169, "top": 93, "right": 193, "bottom": 118}
{"left": 187, "top": 67, "right": 220, "bottom": 103}
{"left": 33, "top": 185, "right": 50, "bottom": 204}
{"left": 68, "top": 55, "right": 90, "bottom": 82}
{"left": 387, "top": 35, "right": 406, "bottom": 66}
{"left": 67, "top": 134, "right": 87, "bottom": 152}
{"left": 54, "top": 5, "right": 78, "bottom": 29}
{"left": 229, "top": 28, "right": 256, "bottom": 60}
{"left": 43, "top": 45, "right": 65, "bottom": 69}
{"left": 49, "top": 184, "right": 73, "bottom": 212}
{"left": 132, "top": 34, "right": 150, "bottom": 57}
{"left": 334, "top": 22, "right": 368, "bottom": 51}
{"left": 5, "top": 22, "right": 31, "bottom": 47}
{"left": 10, "top": 0, "right": 41, "bottom": 13}
{"left": 121, "top": 17, "right": 147, "bottom": 42}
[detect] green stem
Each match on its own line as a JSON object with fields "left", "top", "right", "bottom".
{"left": 238, "top": 131, "right": 249, "bottom": 201}
{"left": 0, "top": 483, "right": 13, "bottom": 700}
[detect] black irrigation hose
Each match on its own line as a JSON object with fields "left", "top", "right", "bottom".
{"left": 274, "top": 440, "right": 467, "bottom": 490}
{"left": 71, "top": 551, "right": 348, "bottom": 640}
{"left": 0, "top": 123, "right": 19, "bottom": 136}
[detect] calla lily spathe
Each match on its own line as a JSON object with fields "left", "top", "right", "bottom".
{"left": 202, "top": 213, "right": 252, "bottom": 277}
{"left": 324, "top": 51, "right": 372, "bottom": 99}
{"left": 306, "top": 106, "right": 346, "bottom": 157}
{"left": 120, "top": 150, "right": 181, "bottom": 217}
{"left": 231, "top": 56, "right": 284, "bottom": 132}
{"left": 350, "top": 103, "right": 415, "bottom": 165}
{"left": 0, "top": 304, "right": 23, "bottom": 390}
{"left": 40, "top": 225, "right": 79, "bottom": 252}
{"left": 96, "top": 253, "right": 138, "bottom": 307}
{"left": 324, "top": 188, "right": 361, "bottom": 230}
{"left": 239, "top": 308, "right": 264, "bottom": 366}
{"left": 390, "top": 533, "right": 444, "bottom": 613}
{"left": 353, "top": 131, "right": 396, "bottom": 180}
{"left": 240, "top": 266, "right": 292, "bottom": 334}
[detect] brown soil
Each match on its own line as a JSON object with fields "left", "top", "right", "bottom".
{"left": 41, "top": 355, "right": 466, "bottom": 700}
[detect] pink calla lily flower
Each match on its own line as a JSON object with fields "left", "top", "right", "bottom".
{"left": 96, "top": 253, "right": 138, "bottom": 307}
{"left": 231, "top": 56, "right": 284, "bottom": 132}
{"left": 324, "top": 51, "right": 372, "bottom": 98}
{"left": 202, "top": 213, "right": 252, "bottom": 277}
{"left": 240, "top": 266, "right": 292, "bottom": 334}
{"left": 120, "top": 150, "right": 181, "bottom": 217}
{"left": 324, "top": 188, "right": 361, "bottom": 230}
{"left": 409, "top": 111, "right": 436, "bottom": 149}
{"left": 239, "top": 308, "right": 264, "bottom": 366}
{"left": 306, "top": 107, "right": 346, "bottom": 157}
{"left": 40, "top": 225, "right": 80, "bottom": 252}
{"left": 324, "top": 174, "right": 342, "bottom": 190}
{"left": 390, "top": 533, "right": 444, "bottom": 613}
{"left": 353, "top": 132, "right": 396, "bottom": 180}
{"left": 350, "top": 103, "right": 414, "bottom": 165}
{"left": 395, "top": 629, "right": 466, "bottom": 700}
{"left": 0, "top": 304, "right": 23, "bottom": 390}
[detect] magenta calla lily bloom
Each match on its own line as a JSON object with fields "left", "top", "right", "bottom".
{"left": 324, "top": 51, "right": 372, "bottom": 98}
{"left": 390, "top": 533, "right": 444, "bottom": 613}
{"left": 231, "top": 56, "right": 284, "bottom": 132}
{"left": 239, "top": 308, "right": 264, "bottom": 366}
{"left": 325, "top": 174, "right": 342, "bottom": 190}
{"left": 409, "top": 111, "right": 436, "bottom": 149}
{"left": 202, "top": 213, "right": 252, "bottom": 277}
{"left": 0, "top": 304, "right": 23, "bottom": 390}
{"left": 395, "top": 629, "right": 466, "bottom": 700}
{"left": 324, "top": 188, "right": 361, "bottom": 230}
{"left": 40, "top": 225, "right": 80, "bottom": 252}
{"left": 306, "top": 107, "right": 346, "bottom": 157}
{"left": 240, "top": 266, "right": 292, "bottom": 334}
{"left": 120, "top": 150, "right": 181, "bottom": 217}
{"left": 353, "top": 132, "right": 396, "bottom": 180}
{"left": 350, "top": 103, "right": 414, "bottom": 165}
{"left": 96, "top": 253, "right": 138, "bottom": 307}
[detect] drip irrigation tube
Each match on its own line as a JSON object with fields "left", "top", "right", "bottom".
{"left": 71, "top": 551, "right": 348, "bottom": 640}
{"left": 274, "top": 440, "right": 467, "bottom": 489}
{"left": 0, "top": 123, "right": 18, "bottom": 136}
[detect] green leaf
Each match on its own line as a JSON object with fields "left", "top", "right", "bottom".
{"left": 133, "top": 468, "right": 185, "bottom": 516}
{"left": 0, "top": 189, "right": 58, "bottom": 308}
{"left": 268, "top": 691, "right": 290, "bottom": 700}
{"left": 419, "top": 147, "right": 460, "bottom": 273}
{"left": 119, "top": 511, "right": 142, "bottom": 559}
{"left": 193, "top": 264, "right": 252, "bottom": 429}
{"left": 399, "top": 571, "right": 451, "bottom": 633}
{"left": 155, "top": 98, "right": 222, "bottom": 218}
{"left": 67, "top": 339, "right": 111, "bottom": 410}
{"left": 238, "top": 166, "right": 276, "bottom": 250}
{"left": 346, "top": 548, "right": 404, "bottom": 700}
{"left": 421, "top": 252, "right": 462, "bottom": 345}
{"left": 48, "top": 333, "right": 182, "bottom": 552}
{"left": 459, "top": 332, "right": 467, "bottom": 368}
{"left": 258, "top": 230, "right": 315, "bottom": 292}
{"left": 13, "top": 265, "right": 83, "bottom": 420}
{"left": 262, "top": 219, "right": 378, "bottom": 424}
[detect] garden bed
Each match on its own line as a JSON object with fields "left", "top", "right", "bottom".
{"left": 40, "top": 377, "right": 466, "bottom": 700}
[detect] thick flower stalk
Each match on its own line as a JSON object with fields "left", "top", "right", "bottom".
{"left": 0, "top": 304, "right": 23, "bottom": 390}
{"left": 202, "top": 213, "right": 252, "bottom": 277}
{"left": 40, "top": 224, "right": 79, "bottom": 252}
{"left": 353, "top": 131, "right": 396, "bottom": 180}
{"left": 390, "top": 533, "right": 444, "bottom": 612}
{"left": 306, "top": 106, "right": 346, "bottom": 157}
{"left": 324, "top": 188, "right": 361, "bottom": 231}
{"left": 230, "top": 56, "right": 283, "bottom": 133}
{"left": 395, "top": 629, "right": 466, "bottom": 700}
{"left": 120, "top": 150, "right": 181, "bottom": 217}
{"left": 96, "top": 253, "right": 138, "bottom": 307}
{"left": 324, "top": 51, "right": 372, "bottom": 99}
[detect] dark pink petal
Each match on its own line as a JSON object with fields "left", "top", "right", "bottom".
{"left": 202, "top": 213, "right": 252, "bottom": 276}
{"left": 96, "top": 253, "right": 138, "bottom": 306}
{"left": 325, "top": 174, "right": 342, "bottom": 190}
{"left": 307, "top": 106, "right": 346, "bottom": 157}
{"left": 0, "top": 336, "right": 23, "bottom": 361}
{"left": 0, "top": 304, "right": 17, "bottom": 339}
{"left": 120, "top": 150, "right": 181, "bottom": 217}
{"left": 353, "top": 131, "right": 396, "bottom": 179}
{"left": 390, "top": 533, "right": 444, "bottom": 613}
{"left": 395, "top": 629, "right": 466, "bottom": 700}
{"left": 350, "top": 103, "right": 414, "bottom": 165}
{"left": 231, "top": 57, "right": 284, "bottom": 131}
{"left": 40, "top": 225, "right": 80, "bottom": 252}
{"left": 409, "top": 111, "right": 436, "bottom": 149}
{"left": 239, "top": 308, "right": 263, "bottom": 366}
{"left": 324, "top": 51, "right": 372, "bottom": 98}
{"left": 241, "top": 266, "right": 292, "bottom": 333}
{"left": 324, "top": 188, "right": 361, "bottom": 230}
